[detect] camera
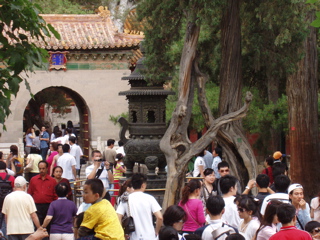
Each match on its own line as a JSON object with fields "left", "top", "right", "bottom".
{"left": 94, "top": 159, "right": 104, "bottom": 162}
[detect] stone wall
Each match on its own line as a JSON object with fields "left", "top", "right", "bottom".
{"left": 0, "top": 68, "right": 131, "bottom": 146}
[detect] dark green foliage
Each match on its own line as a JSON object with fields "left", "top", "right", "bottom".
{"left": 32, "top": 0, "right": 88, "bottom": 14}
{"left": 0, "top": 0, "right": 59, "bottom": 127}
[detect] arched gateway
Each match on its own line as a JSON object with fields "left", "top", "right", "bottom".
{"left": 0, "top": 8, "right": 143, "bottom": 157}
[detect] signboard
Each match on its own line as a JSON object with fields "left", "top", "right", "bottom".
{"left": 48, "top": 51, "right": 68, "bottom": 71}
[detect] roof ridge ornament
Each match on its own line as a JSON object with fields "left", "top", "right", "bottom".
{"left": 97, "top": 6, "right": 111, "bottom": 19}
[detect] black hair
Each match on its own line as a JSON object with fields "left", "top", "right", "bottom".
{"left": 62, "top": 144, "right": 70, "bottom": 153}
{"left": 163, "top": 205, "right": 186, "bottom": 226}
{"left": 276, "top": 203, "right": 296, "bottom": 224}
{"left": 181, "top": 179, "right": 201, "bottom": 205}
{"left": 219, "top": 175, "right": 237, "bottom": 194}
{"left": 215, "top": 147, "right": 222, "bottom": 157}
{"left": 0, "top": 152, "right": 2, "bottom": 159}
{"left": 274, "top": 175, "right": 290, "bottom": 193}
{"left": 35, "top": 130, "right": 40, "bottom": 137}
{"left": 30, "top": 147, "right": 39, "bottom": 154}
{"left": 184, "top": 234, "right": 201, "bottom": 240}
{"left": 256, "top": 174, "right": 270, "bottom": 189}
{"left": 56, "top": 130, "right": 62, "bottom": 138}
{"left": 197, "top": 149, "right": 205, "bottom": 157}
{"left": 91, "top": 150, "right": 101, "bottom": 157}
{"left": 218, "top": 161, "right": 229, "bottom": 170}
{"left": 237, "top": 195, "right": 259, "bottom": 216}
{"left": 52, "top": 166, "right": 63, "bottom": 177}
{"left": 116, "top": 153, "right": 124, "bottom": 161}
{"left": 225, "top": 233, "right": 245, "bottom": 240}
{"left": 69, "top": 136, "right": 76, "bottom": 144}
{"left": 255, "top": 200, "right": 282, "bottom": 239}
{"left": 67, "top": 120, "right": 73, "bottom": 128}
{"left": 0, "top": 161, "right": 6, "bottom": 170}
{"left": 10, "top": 145, "right": 18, "bottom": 155}
{"left": 206, "top": 195, "right": 225, "bottom": 216}
{"left": 203, "top": 168, "right": 214, "bottom": 176}
{"left": 118, "top": 140, "right": 124, "bottom": 147}
{"left": 38, "top": 160, "right": 48, "bottom": 168}
{"left": 158, "top": 226, "right": 179, "bottom": 240}
{"left": 272, "top": 162, "right": 286, "bottom": 179}
{"left": 55, "top": 182, "right": 69, "bottom": 197}
{"left": 85, "top": 178, "right": 104, "bottom": 197}
{"left": 305, "top": 221, "right": 320, "bottom": 233}
{"left": 53, "top": 126, "right": 59, "bottom": 136}
{"left": 107, "top": 139, "right": 115, "bottom": 146}
{"left": 265, "top": 156, "right": 274, "bottom": 166}
{"left": 131, "top": 173, "right": 147, "bottom": 190}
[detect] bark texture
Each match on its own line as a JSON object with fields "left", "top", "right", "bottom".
{"left": 160, "top": 13, "right": 254, "bottom": 209}
{"left": 216, "top": 0, "right": 257, "bottom": 186}
{"left": 267, "top": 69, "right": 281, "bottom": 152}
{"left": 286, "top": 10, "right": 320, "bottom": 200}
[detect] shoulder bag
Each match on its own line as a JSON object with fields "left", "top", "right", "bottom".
{"left": 122, "top": 198, "right": 135, "bottom": 234}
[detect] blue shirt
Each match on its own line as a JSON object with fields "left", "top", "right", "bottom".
{"left": 40, "top": 131, "right": 49, "bottom": 148}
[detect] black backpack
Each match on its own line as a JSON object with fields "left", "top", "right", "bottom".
{"left": 0, "top": 175, "right": 12, "bottom": 211}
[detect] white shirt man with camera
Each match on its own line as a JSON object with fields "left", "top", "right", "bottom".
{"left": 85, "top": 150, "right": 114, "bottom": 201}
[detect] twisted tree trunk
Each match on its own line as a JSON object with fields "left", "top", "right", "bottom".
{"left": 216, "top": 0, "right": 257, "bottom": 186}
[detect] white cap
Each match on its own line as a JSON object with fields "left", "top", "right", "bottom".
{"left": 288, "top": 183, "right": 303, "bottom": 194}
{"left": 14, "top": 176, "right": 28, "bottom": 188}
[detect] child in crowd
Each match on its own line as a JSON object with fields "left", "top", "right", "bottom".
{"left": 77, "top": 179, "right": 124, "bottom": 240}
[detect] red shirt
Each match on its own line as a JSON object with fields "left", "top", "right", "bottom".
{"left": 262, "top": 166, "right": 274, "bottom": 184}
{"left": 269, "top": 226, "right": 312, "bottom": 240}
{"left": 27, "top": 174, "right": 57, "bottom": 204}
{"left": 0, "top": 172, "right": 15, "bottom": 188}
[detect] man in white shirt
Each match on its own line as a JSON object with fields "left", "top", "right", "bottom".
{"left": 116, "top": 173, "right": 163, "bottom": 240}
{"left": 69, "top": 136, "right": 83, "bottom": 177}
{"left": 116, "top": 140, "right": 125, "bottom": 156}
{"left": 220, "top": 175, "right": 240, "bottom": 228}
{"left": 212, "top": 147, "right": 222, "bottom": 178}
{"left": 2, "top": 176, "right": 41, "bottom": 239}
{"left": 196, "top": 195, "right": 238, "bottom": 239}
{"left": 57, "top": 144, "right": 77, "bottom": 182}
{"left": 86, "top": 150, "right": 113, "bottom": 202}
{"left": 260, "top": 175, "right": 291, "bottom": 216}
{"left": 193, "top": 150, "right": 205, "bottom": 177}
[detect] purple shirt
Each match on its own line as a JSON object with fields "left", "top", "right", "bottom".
{"left": 179, "top": 199, "right": 206, "bottom": 232}
{"left": 47, "top": 198, "right": 77, "bottom": 233}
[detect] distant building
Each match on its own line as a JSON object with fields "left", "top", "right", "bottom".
{"left": 0, "top": 7, "right": 144, "bottom": 158}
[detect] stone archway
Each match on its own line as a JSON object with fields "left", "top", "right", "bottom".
{"left": 23, "top": 86, "right": 91, "bottom": 158}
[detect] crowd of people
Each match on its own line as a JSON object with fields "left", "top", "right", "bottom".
{"left": 0, "top": 124, "right": 319, "bottom": 240}
{"left": 158, "top": 149, "right": 318, "bottom": 240}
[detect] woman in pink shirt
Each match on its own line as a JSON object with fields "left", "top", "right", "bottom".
{"left": 178, "top": 179, "right": 206, "bottom": 234}
{"left": 255, "top": 200, "right": 282, "bottom": 240}
{"left": 46, "top": 142, "right": 59, "bottom": 172}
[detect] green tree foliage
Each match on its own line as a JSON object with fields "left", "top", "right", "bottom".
{"left": 306, "top": 0, "right": 320, "bottom": 27}
{"left": 32, "top": 0, "right": 88, "bottom": 14}
{"left": 0, "top": 0, "right": 59, "bottom": 128}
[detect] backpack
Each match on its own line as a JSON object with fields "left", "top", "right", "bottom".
{"left": 211, "top": 223, "right": 238, "bottom": 240}
{"left": 0, "top": 174, "right": 12, "bottom": 211}
{"left": 13, "top": 157, "right": 24, "bottom": 175}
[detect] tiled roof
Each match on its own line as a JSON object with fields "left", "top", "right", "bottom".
{"left": 36, "top": 8, "right": 144, "bottom": 50}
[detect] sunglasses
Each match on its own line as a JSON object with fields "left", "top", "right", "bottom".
{"left": 237, "top": 207, "right": 246, "bottom": 212}
{"left": 219, "top": 169, "right": 229, "bottom": 173}
{"left": 313, "top": 228, "right": 320, "bottom": 233}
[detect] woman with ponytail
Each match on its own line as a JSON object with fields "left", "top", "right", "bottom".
{"left": 178, "top": 179, "right": 206, "bottom": 234}
{"left": 254, "top": 200, "right": 281, "bottom": 240}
